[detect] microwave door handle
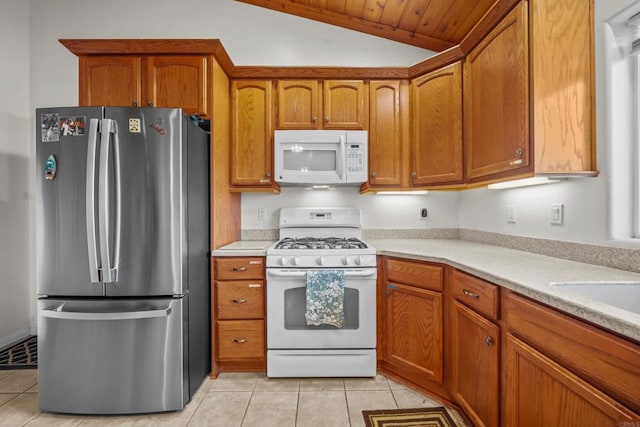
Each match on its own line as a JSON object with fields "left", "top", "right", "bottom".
{"left": 339, "top": 135, "right": 346, "bottom": 180}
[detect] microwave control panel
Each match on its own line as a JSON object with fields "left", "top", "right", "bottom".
{"left": 347, "top": 144, "right": 365, "bottom": 174}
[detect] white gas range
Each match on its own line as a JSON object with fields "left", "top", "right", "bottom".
{"left": 266, "top": 207, "right": 377, "bottom": 378}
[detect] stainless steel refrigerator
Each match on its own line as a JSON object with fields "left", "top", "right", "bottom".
{"left": 35, "top": 106, "right": 210, "bottom": 414}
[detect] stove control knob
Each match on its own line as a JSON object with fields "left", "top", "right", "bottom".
{"left": 354, "top": 256, "right": 362, "bottom": 266}
{"left": 291, "top": 257, "right": 300, "bottom": 266}
{"left": 342, "top": 256, "right": 350, "bottom": 265}
{"left": 317, "top": 256, "right": 325, "bottom": 266}
{"left": 280, "top": 257, "right": 288, "bottom": 266}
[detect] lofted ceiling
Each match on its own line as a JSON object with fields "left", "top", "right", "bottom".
{"left": 235, "top": 0, "right": 499, "bottom": 52}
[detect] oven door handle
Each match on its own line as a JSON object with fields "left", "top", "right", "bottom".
{"left": 267, "top": 270, "right": 376, "bottom": 278}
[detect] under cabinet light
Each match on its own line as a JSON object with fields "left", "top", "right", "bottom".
{"left": 305, "top": 185, "right": 335, "bottom": 190}
{"left": 487, "top": 177, "right": 562, "bottom": 190}
{"left": 375, "top": 190, "right": 429, "bottom": 195}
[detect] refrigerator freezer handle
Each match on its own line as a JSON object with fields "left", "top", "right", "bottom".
{"left": 40, "top": 306, "right": 172, "bottom": 321}
{"left": 85, "top": 118, "right": 101, "bottom": 283}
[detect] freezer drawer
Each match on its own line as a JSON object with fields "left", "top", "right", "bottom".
{"left": 38, "top": 298, "right": 187, "bottom": 414}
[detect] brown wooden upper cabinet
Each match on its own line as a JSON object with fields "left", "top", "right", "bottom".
{"left": 79, "top": 55, "right": 210, "bottom": 118}
{"left": 463, "top": 0, "right": 596, "bottom": 184}
{"left": 464, "top": 2, "right": 530, "bottom": 183}
{"left": 276, "top": 80, "right": 366, "bottom": 129}
{"left": 230, "top": 80, "right": 277, "bottom": 191}
{"left": 412, "top": 62, "right": 464, "bottom": 186}
{"left": 367, "top": 80, "right": 405, "bottom": 187}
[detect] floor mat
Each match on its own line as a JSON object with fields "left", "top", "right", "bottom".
{"left": 363, "top": 407, "right": 461, "bottom": 427}
{"left": 0, "top": 336, "right": 37, "bottom": 370}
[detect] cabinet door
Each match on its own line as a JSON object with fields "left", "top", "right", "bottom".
{"left": 145, "top": 56, "right": 209, "bottom": 117}
{"left": 276, "top": 80, "right": 320, "bottom": 129}
{"left": 464, "top": 2, "right": 529, "bottom": 182}
{"left": 451, "top": 301, "right": 499, "bottom": 427}
{"left": 531, "top": 0, "right": 594, "bottom": 173}
{"left": 368, "top": 81, "right": 403, "bottom": 186}
{"left": 412, "top": 62, "right": 463, "bottom": 185}
{"left": 79, "top": 56, "right": 141, "bottom": 107}
{"left": 385, "top": 282, "right": 443, "bottom": 384}
{"left": 323, "top": 80, "right": 366, "bottom": 129}
{"left": 231, "top": 80, "right": 274, "bottom": 188}
{"left": 504, "top": 333, "right": 638, "bottom": 426}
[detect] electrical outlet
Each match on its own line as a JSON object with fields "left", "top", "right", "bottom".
{"left": 506, "top": 205, "right": 517, "bottom": 223}
{"left": 258, "top": 207, "right": 267, "bottom": 221}
{"left": 550, "top": 203, "right": 563, "bottom": 225}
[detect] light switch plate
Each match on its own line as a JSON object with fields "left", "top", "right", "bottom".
{"left": 507, "top": 205, "right": 517, "bottom": 223}
{"left": 550, "top": 203, "right": 564, "bottom": 225}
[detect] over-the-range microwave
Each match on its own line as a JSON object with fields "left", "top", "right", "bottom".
{"left": 274, "top": 130, "right": 368, "bottom": 185}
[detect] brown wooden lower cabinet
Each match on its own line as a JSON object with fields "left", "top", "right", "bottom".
{"left": 450, "top": 301, "right": 499, "bottom": 427}
{"left": 212, "top": 257, "right": 266, "bottom": 376}
{"left": 217, "top": 320, "right": 265, "bottom": 360}
{"left": 381, "top": 258, "right": 448, "bottom": 397}
{"left": 503, "top": 333, "right": 637, "bottom": 426}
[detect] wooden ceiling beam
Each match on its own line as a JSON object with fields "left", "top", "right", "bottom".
{"left": 235, "top": 0, "right": 454, "bottom": 52}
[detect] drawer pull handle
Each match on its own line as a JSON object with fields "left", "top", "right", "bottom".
{"left": 233, "top": 338, "right": 247, "bottom": 344}
{"left": 485, "top": 336, "right": 494, "bottom": 346}
{"left": 463, "top": 289, "right": 480, "bottom": 299}
{"left": 232, "top": 299, "right": 248, "bottom": 303}
{"left": 232, "top": 266, "right": 248, "bottom": 272}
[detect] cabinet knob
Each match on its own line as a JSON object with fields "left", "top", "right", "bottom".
{"left": 485, "top": 336, "right": 494, "bottom": 346}
{"left": 312, "top": 116, "right": 317, "bottom": 123}
{"left": 324, "top": 116, "right": 330, "bottom": 123}
{"left": 147, "top": 101, "right": 153, "bottom": 107}
{"left": 232, "top": 338, "right": 248, "bottom": 344}
{"left": 515, "top": 148, "right": 524, "bottom": 158}
{"left": 384, "top": 290, "right": 391, "bottom": 297}
{"left": 371, "top": 172, "right": 377, "bottom": 178}
{"left": 265, "top": 172, "right": 271, "bottom": 178}
{"left": 411, "top": 172, "right": 417, "bottom": 178}
{"left": 132, "top": 100, "right": 138, "bottom": 107}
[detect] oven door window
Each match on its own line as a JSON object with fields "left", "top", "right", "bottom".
{"left": 283, "top": 287, "right": 359, "bottom": 330}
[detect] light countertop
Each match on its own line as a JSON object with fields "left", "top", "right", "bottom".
{"left": 211, "top": 240, "right": 274, "bottom": 257}
{"left": 212, "top": 238, "right": 640, "bottom": 342}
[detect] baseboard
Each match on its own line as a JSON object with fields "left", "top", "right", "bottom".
{"left": 0, "top": 329, "right": 32, "bottom": 352}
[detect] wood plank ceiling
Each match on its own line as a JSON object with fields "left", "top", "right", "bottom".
{"left": 235, "top": 0, "right": 499, "bottom": 52}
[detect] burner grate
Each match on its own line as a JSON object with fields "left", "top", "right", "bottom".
{"left": 274, "top": 237, "right": 368, "bottom": 250}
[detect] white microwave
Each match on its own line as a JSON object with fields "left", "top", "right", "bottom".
{"left": 274, "top": 130, "right": 368, "bottom": 185}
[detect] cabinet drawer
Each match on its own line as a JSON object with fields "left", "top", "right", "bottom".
{"left": 215, "top": 257, "right": 264, "bottom": 280}
{"left": 451, "top": 269, "right": 499, "bottom": 321}
{"left": 505, "top": 291, "right": 640, "bottom": 414}
{"left": 386, "top": 258, "right": 443, "bottom": 291}
{"left": 217, "top": 280, "right": 264, "bottom": 320}
{"left": 217, "top": 320, "right": 265, "bottom": 360}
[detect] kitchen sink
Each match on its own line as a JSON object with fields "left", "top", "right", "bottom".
{"left": 549, "top": 281, "right": 640, "bottom": 315}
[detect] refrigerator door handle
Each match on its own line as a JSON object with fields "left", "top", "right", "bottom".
{"left": 40, "top": 306, "right": 172, "bottom": 321}
{"left": 112, "top": 121, "right": 122, "bottom": 275}
{"left": 85, "top": 118, "right": 101, "bottom": 283}
{"left": 98, "top": 119, "right": 120, "bottom": 283}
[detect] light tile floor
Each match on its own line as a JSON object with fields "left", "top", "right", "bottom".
{"left": 0, "top": 369, "right": 468, "bottom": 427}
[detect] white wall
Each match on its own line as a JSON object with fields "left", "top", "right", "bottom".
{"left": 29, "top": 0, "right": 433, "bottom": 110}
{"left": 241, "top": 188, "right": 459, "bottom": 230}
{"left": 458, "top": 0, "right": 639, "bottom": 248}
{"left": 0, "top": 0, "right": 33, "bottom": 348}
